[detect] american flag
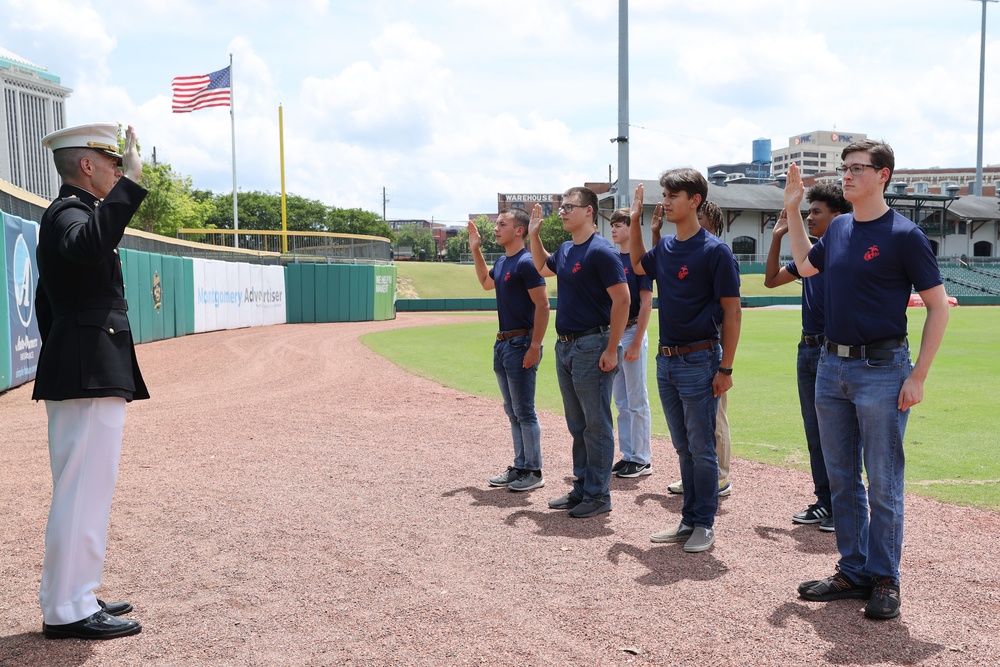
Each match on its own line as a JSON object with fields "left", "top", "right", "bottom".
{"left": 171, "top": 66, "right": 231, "bottom": 113}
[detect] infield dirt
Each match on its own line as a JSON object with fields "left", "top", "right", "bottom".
{"left": 1, "top": 314, "right": 997, "bottom": 666}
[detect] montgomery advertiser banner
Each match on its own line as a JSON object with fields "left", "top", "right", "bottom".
{"left": 191, "top": 258, "right": 286, "bottom": 334}
{"left": 1, "top": 213, "right": 41, "bottom": 392}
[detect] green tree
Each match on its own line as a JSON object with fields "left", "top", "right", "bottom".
{"left": 131, "top": 162, "right": 213, "bottom": 237}
{"left": 444, "top": 233, "right": 466, "bottom": 262}
{"left": 394, "top": 225, "right": 436, "bottom": 260}
{"left": 284, "top": 194, "right": 331, "bottom": 232}
{"left": 443, "top": 215, "right": 501, "bottom": 262}
{"left": 327, "top": 207, "right": 395, "bottom": 239}
{"left": 538, "top": 211, "right": 572, "bottom": 251}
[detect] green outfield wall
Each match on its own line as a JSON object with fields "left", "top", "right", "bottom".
{"left": 286, "top": 263, "right": 396, "bottom": 323}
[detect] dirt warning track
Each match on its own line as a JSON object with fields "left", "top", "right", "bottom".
{"left": 1, "top": 314, "right": 998, "bottom": 666}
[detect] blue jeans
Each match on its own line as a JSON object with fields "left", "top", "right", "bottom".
{"left": 555, "top": 331, "right": 619, "bottom": 504}
{"left": 816, "top": 346, "right": 911, "bottom": 585}
{"left": 494, "top": 334, "right": 542, "bottom": 471}
{"left": 613, "top": 325, "right": 652, "bottom": 464}
{"left": 797, "top": 341, "right": 831, "bottom": 510}
{"left": 656, "top": 346, "right": 721, "bottom": 528}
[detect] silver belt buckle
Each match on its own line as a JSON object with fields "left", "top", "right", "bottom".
{"left": 836, "top": 344, "right": 851, "bottom": 357}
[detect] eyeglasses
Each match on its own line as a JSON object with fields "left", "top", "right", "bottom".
{"left": 558, "top": 203, "right": 588, "bottom": 213}
{"left": 835, "top": 163, "right": 880, "bottom": 176}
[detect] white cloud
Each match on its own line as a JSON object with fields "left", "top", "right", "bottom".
{"left": 4, "top": 0, "right": 1000, "bottom": 223}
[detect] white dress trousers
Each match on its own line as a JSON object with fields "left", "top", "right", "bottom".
{"left": 39, "top": 397, "right": 126, "bottom": 625}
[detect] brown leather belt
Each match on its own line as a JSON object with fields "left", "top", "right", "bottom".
{"left": 557, "top": 326, "right": 608, "bottom": 343}
{"left": 626, "top": 317, "right": 638, "bottom": 328}
{"left": 659, "top": 340, "right": 717, "bottom": 357}
{"left": 497, "top": 329, "right": 530, "bottom": 341}
{"left": 801, "top": 334, "right": 825, "bottom": 346}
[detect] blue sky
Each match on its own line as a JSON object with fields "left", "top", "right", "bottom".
{"left": 3, "top": 0, "right": 999, "bottom": 224}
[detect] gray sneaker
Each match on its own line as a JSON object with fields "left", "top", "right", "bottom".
{"left": 683, "top": 527, "right": 716, "bottom": 553}
{"left": 508, "top": 470, "right": 545, "bottom": 492}
{"left": 650, "top": 522, "right": 694, "bottom": 543}
{"left": 489, "top": 466, "right": 520, "bottom": 487}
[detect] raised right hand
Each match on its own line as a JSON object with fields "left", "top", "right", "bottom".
{"left": 467, "top": 220, "right": 481, "bottom": 250}
{"left": 528, "top": 203, "right": 544, "bottom": 237}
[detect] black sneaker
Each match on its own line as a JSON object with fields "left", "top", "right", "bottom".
{"left": 819, "top": 516, "right": 836, "bottom": 532}
{"left": 548, "top": 493, "right": 582, "bottom": 510}
{"left": 798, "top": 569, "right": 872, "bottom": 601}
{"left": 611, "top": 459, "right": 628, "bottom": 473}
{"left": 508, "top": 469, "right": 545, "bottom": 492}
{"left": 489, "top": 466, "right": 521, "bottom": 487}
{"left": 792, "top": 504, "right": 831, "bottom": 524}
{"left": 864, "top": 578, "right": 901, "bottom": 620}
{"left": 616, "top": 461, "right": 652, "bottom": 478}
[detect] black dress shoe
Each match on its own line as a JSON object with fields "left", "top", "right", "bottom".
{"left": 97, "top": 599, "right": 133, "bottom": 616}
{"left": 43, "top": 611, "right": 142, "bottom": 640}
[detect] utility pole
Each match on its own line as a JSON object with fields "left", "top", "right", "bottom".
{"left": 974, "top": 0, "right": 997, "bottom": 196}
{"left": 382, "top": 186, "right": 388, "bottom": 221}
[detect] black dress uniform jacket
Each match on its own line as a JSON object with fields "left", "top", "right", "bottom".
{"left": 32, "top": 177, "right": 150, "bottom": 402}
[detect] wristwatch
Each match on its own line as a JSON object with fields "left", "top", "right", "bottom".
{"left": 718, "top": 367, "right": 733, "bottom": 376}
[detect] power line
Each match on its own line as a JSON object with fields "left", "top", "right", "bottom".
{"left": 629, "top": 123, "right": 745, "bottom": 149}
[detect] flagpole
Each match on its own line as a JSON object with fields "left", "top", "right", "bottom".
{"left": 230, "top": 52, "right": 239, "bottom": 248}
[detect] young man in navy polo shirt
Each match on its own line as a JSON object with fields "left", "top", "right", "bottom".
{"left": 470, "top": 208, "right": 550, "bottom": 492}
{"left": 629, "top": 169, "right": 741, "bottom": 553}
{"left": 784, "top": 139, "right": 949, "bottom": 620}
{"left": 527, "top": 187, "right": 630, "bottom": 518}
{"left": 608, "top": 208, "right": 654, "bottom": 479}
{"left": 765, "top": 183, "right": 852, "bottom": 533}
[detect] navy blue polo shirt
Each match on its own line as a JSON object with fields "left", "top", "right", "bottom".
{"left": 786, "top": 261, "right": 826, "bottom": 337}
{"left": 546, "top": 233, "right": 626, "bottom": 335}
{"left": 490, "top": 248, "right": 546, "bottom": 332}
{"left": 640, "top": 227, "right": 740, "bottom": 346}
{"left": 808, "top": 209, "right": 942, "bottom": 345}
{"left": 620, "top": 251, "right": 654, "bottom": 321}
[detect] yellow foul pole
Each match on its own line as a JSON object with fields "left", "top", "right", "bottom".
{"left": 279, "top": 104, "right": 288, "bottom": 253}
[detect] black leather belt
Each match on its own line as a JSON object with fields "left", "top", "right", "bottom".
{"left": 825, "top": 336, "right": 907, "bottom": 360}
{"left": 660, "top": 340, "right": 718, "bottom": 357}
{"left": 557, "top": 326, "right": 608, "bottom": 343}
{"left": 626, "top": 317, "right": 638, "bottom": 328}
{"left": 802, "top": 334, "right": 825, "bottom": 346}
{"left": 497, "top": 329, "right": 530, "bottom": 341}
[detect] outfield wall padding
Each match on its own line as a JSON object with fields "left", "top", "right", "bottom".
{"left": 285, "top": 264, "right": 396, "bottom": 323}
{"left": 1, "top": 213, "right": 41, "bottom": 391}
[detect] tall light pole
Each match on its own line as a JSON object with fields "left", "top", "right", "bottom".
{"left": 613, "top": 0, "right": 629, "bottom": 210}
{"left": 974, "top": 0, "right": 997, "bottom": 196}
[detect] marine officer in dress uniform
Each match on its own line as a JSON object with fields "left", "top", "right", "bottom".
{"left": 34, "top": 122, "right": 148, "bottom": 640}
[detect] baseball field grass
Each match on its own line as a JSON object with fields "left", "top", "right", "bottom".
{"left": 395, "top": 261, "right": 802, "bottom": 298}
{"left": 362, "top": 305, "right": 1000, "bottom": 513}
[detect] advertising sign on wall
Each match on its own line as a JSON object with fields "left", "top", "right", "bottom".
{"left": 191, "top": 258, "right": 286, "bottom": 334}
{"left": 2, "top": 212, "right": 41, "bottom": 391}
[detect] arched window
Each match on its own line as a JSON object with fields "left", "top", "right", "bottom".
{"left": 974, "top": 240, "right": 993, "bottom": 257}
{"left": 732, "top": 236, "right": 756, "bottom": 258}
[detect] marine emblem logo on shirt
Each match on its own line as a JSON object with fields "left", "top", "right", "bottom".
{"left": 864, "top": 245, "right": 880, "bottom": 261}
{"left": 678, "top": 265, "right": 690, "bottom": 280}
{"left": 572, "top": 262, "right": 582, "bottom": 273}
